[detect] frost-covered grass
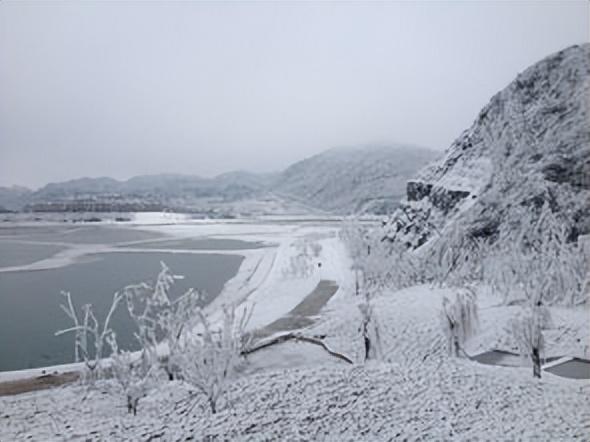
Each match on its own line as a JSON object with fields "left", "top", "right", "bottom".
{"left": 2, "top": 347, "right": 588, "bottom": 440}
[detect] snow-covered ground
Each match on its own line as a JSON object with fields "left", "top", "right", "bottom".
{"left": 0, "top": 216, "right": 588, "bottom": 440}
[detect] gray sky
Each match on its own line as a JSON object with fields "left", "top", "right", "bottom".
{"left": 0, "top": 1, "right": 588, "bottom": 189}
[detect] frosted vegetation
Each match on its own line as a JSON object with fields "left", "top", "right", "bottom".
{"left": 5, "top": 200, "right": 586, "bottom": 439}
{"left": 56, "top": 262, "right": 252, "bottom": 416}
{"left": 341, "top": 200, "right": 588, "bottom": 379}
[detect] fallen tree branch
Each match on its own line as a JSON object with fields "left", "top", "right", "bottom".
{"left": 242, "top": 333, "right": 354, "bottom": 364}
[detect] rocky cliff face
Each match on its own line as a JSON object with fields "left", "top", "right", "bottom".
{"left": 385, "top": 44, "right": 590, "bottom": 248}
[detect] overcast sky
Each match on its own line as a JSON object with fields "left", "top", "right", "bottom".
{"left": 0, "top": 1, "right": 588, "bottom": 188}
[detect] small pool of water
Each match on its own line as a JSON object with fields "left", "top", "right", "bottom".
{"left": 472, "top": 350, "right": 524, "bottom": 367}
{"left": 473, "top": 350, "right": 590, "bottom": 379}
{"left": 545, "top": 359, "right": 590, "bottom": 380}
{"left": 0, "top": 251, "right": 243, "bottom": 371}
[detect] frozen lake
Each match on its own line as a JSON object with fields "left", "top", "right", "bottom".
{"left": 0, "top": 241, "right": 65, "bottom": 268}
{"left": 0, "top": 224, "right": 164, "bottom": 244}
{"left": 0, "top": 224, "right": 250, "bottom": 371}
{"left": 119, "top": 237, "right": 266, "bottom": 250}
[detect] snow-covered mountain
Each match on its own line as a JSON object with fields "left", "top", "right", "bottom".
{"left": 0, "top": 186, "right": 32, "bottom": 211}
{"left": 385, "top": 43, "right": 590, "bottom": 247}
{"left": 274, "top": 145, "right": 437, "bottom": 214}
{"left": 2, "top": 146, "right": 435, "bottom": 215}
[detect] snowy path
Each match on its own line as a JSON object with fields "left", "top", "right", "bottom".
{"left": 251, "top": 279, "right": 339, "bottom": 340}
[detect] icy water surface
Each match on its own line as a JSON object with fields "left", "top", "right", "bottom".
{"left": 120, "top": 237, "right": 266, "bottom": 250}
{"left": 0, "top": 224, "right": 164, "bottom": 244}
{"left": 0, "top": 241, "right": 65, "bottom": 268}
{"left": 0, "top": 251, "right": 243, "bottom": 371}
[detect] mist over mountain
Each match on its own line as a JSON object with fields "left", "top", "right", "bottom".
{"left": 0, "top": 145, "right": 436, "bottom": 215}
{"left": 274, "top": 145, "right": 437, "bottom": 214}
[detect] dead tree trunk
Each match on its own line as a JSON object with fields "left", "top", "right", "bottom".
{"left": 532, "top": 347, "right": 541, "bottom": 378}
{"left": 242, "top": 333, "right": 353, "bottom": 364}
{"left": 362, "top": 320, "right": 371, "bottom": 362}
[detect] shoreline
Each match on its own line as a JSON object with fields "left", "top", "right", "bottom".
{"left": 0, "top": 218, "right": 346, "bottom": 393}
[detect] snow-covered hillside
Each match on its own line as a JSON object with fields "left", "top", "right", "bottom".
{"left": 385, "top": 44, "right": 590, "bottom": 247}
{"left": 274, "top": 145, "right": 438, "bottom": 214}
{"left": 0, "top": 186, "right": 31, "bottom": 212}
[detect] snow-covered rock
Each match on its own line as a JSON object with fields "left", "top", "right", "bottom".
{"left": 386, "top": 44, "right": 590, "bottom": 247}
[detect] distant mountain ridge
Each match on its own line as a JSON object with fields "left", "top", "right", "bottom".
{"left": 274, "top": 145, "right": 437, "bottom": 214}
{"left": 0, "top": 145, "right": 436, "bottom": 215}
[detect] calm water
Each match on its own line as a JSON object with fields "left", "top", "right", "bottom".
{"left": 0, "top": 252, "right": 243, "bottom": 371}
{"left": 27, "top": 225, "right": 165, "bottom": 244}
{"left": 0, "top": 224, "right": 164, "bottom": 244}
{"left": 473, "top": 350, "right": 590, "bottom": 379}
{"left": 0, "top": 241, "right": 65, "bottom": 268}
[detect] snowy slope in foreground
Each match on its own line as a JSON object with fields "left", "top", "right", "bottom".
{"left": 1, "top": 283, "right": 588, "bottom": 440}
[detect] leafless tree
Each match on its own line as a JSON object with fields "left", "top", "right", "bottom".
{"left": 106, "top": 334, "right": 155, "bottom": 415}
{"left": 55, "top": 291, "right": 123, "bottom": 383}
{"left": 510, "top": 309, "right": 545, "bottom": 378}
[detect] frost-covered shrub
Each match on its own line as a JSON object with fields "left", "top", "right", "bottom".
{"left": 123, "top": 262, "right": 203, "bottom": 379}
{"left": 341, "top": 218, "right": 424, "bottom": 295}
{"left": 56, "top": 291, "right": 123, "bottom": 384}
{"left": 357, "top": 301, "right": 381, "bottom": 362}
{"left": 417, "top": 199, "right": 587, "bottom": 308}
{"left": 282, "top": 254, "right": 314, "bottom": 279}
{"left": 281, "top": 239, "right": 318, "bottom": 279}
{"left": 56, "top": 263, "right": 255, "bottom": 415}
{"left": 176, "top": 303, "right": 252, "bottom": 414}
{"left": 485, "top": 202, "right": 589, "bottom": 306}
{"left": 339, "top": 217, "right": 369, "bottom": 264}
{"left": 424, "top": 221, "right": 488, "bottom": 289}
{"left": 154, "top": 286, "right": 203, "bottom": 380}
{"left": 440, "top": 288, "right": 479, "bottom": 357}
{"left": 483, "top": 244, "right": 524, "bottom": 305}
{"left": 310, "top": 242, "right": 322, "bottom": 258}
{"left": 509, "top": 309, "right": 545, "bottom": 378}
{"left": 56, "top": 262, "right": 206, "bottom": 388}
{"left": 106, "top": 334, "right": 154, "bottom": 415}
